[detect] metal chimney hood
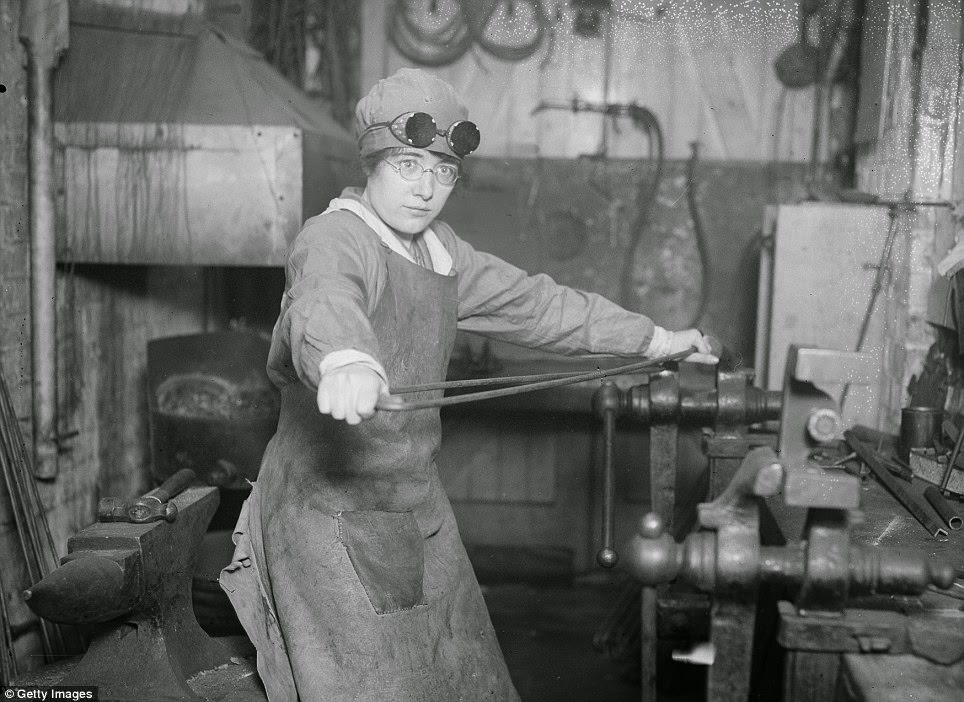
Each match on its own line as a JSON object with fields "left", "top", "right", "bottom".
{"left": 54, "top": 7, "right": 356, "bottom": 266}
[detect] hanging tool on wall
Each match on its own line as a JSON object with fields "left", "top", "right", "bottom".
{"left": 773, "top": 0, "right": 823, "bottom": 90}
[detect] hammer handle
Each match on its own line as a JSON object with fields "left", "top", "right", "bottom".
{"left": 144, "top": 468, "right": 197, "bottom": 504}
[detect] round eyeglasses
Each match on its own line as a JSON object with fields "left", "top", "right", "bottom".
{"left": 384, "top": 158, "right": 461, "bottom": 187}
{"left": 363, "top": 112, "right": 481, "bottom": 157}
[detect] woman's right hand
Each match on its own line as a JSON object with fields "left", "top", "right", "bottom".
{"left": 645, "top": 326, "right": 719, "bottom": 365}
{"left": 316, "top": 364, "right": 389, "bottom": 425}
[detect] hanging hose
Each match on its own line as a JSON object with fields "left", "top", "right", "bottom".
{"left": 617, "top": 105, "right": 664, "bottom": 311}
{"left": 389, "top": 0, "right": 474, "bottom": 67}
{"left": 463, "top": 0, "right": 548, "bottom": 62}
{"left": 684, "top": 141, "right": 711, "bottom": 328}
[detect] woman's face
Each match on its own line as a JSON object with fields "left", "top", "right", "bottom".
{"left": 364, "top": 148, "right": 458, "bottom": 236}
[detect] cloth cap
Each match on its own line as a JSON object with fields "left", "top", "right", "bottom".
{"left": 355, "top": 68, "right": 471, "bottom": 160}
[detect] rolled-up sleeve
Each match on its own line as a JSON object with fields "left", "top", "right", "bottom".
{"left": 273, "top": 213, "right": 384, "bottom": 389}
{"left": 443, "top": 226, "right": 656, "bottom": 357}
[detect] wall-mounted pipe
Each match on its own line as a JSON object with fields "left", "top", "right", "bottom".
{"left": 20, "top": 0, "right": 69, "bottom": 480}
{"left": 25, "top": 56, "right": 58, "bottom": 479}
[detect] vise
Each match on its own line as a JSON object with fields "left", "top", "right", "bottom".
{"left": 22, "top": 478, "right": 231, "bottom": 701}
{"left": 625, "top": 447, "right": 956, "bottom": 702}
{"left": 591, "top": 355, "right": 783, "bottom": 565}
{"left": 618, "top": 346, "right": 960, "bottom": 702}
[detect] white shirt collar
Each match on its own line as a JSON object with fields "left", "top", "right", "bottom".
{"left": 321, "top": 195, "right": 453, "bottom": 276}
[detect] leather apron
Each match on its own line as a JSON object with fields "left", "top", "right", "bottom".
{"left": 221, "top": 237, "right": 520, "bottom": 701}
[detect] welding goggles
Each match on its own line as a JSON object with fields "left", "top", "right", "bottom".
{"left": 362, "top": 111, "right": 481, "bottom": 158}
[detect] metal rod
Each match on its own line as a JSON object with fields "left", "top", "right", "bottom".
{"left": 0, "top": 376, "right": 57, "bottom": 569}
{"left": 377, "top": 349, "right": 693, "bottom": 411}
{"left": 0, "top": 368, "right": 67, "bottom": 656}
{"left": 939, "top": 419, "right": 964, "bottom": 495}
{"left": 596, "top": 406, "right": 617, "bottom": 568}
{"left": 845, "top": 431, "right": 948, "bottom": 541}
{"left": 640, "top": 585, "right": 658, "bottom": 702}
{"left": 923, "top": 485, "right": 963, "bottom": 530}
{"left": 392, "top": 368, "right": 618, "bottom": 394}
{"left": 0, "top": 566, "right": 18, "bottom": 682}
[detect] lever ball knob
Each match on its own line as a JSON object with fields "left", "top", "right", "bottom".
{"left": 638, "top": 512, "right": 664, "bottom": 539}
{"left": 596, "top": 547, "right": 619, "bottom": 569}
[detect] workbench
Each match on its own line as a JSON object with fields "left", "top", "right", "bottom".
{"left": 834, "top": 476, "right": 964, "bottom": 702}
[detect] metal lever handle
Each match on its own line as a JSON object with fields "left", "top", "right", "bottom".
{"left": 636, "top": 512, "right": 668, "bottom": 701}
{"left": 593, "top": 383, "right": 621, "bottom": 568}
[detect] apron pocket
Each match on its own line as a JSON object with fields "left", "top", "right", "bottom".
{"left": 337, "top": 510, "right": 425, "bottom": 614}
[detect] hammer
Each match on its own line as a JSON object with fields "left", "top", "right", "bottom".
{"left": 97, "top": 468, "right": 197, "bottom": 523}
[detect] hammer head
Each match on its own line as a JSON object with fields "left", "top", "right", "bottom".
{"left": 97, "top": 496, "right": 178, "bottom": 523}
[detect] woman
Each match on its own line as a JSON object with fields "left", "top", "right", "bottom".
{"left": 221, "top": 68, "right": 715, "bottom": 701}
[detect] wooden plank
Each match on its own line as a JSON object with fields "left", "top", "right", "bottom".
{"left": 56, "top": 124, "right": 302, "bottom": 266}
{"left": 854, "top": 0, "right": 918, "bottom": 199}
{"left": 854, "top": 0, "right": 891, "bottom": 145}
